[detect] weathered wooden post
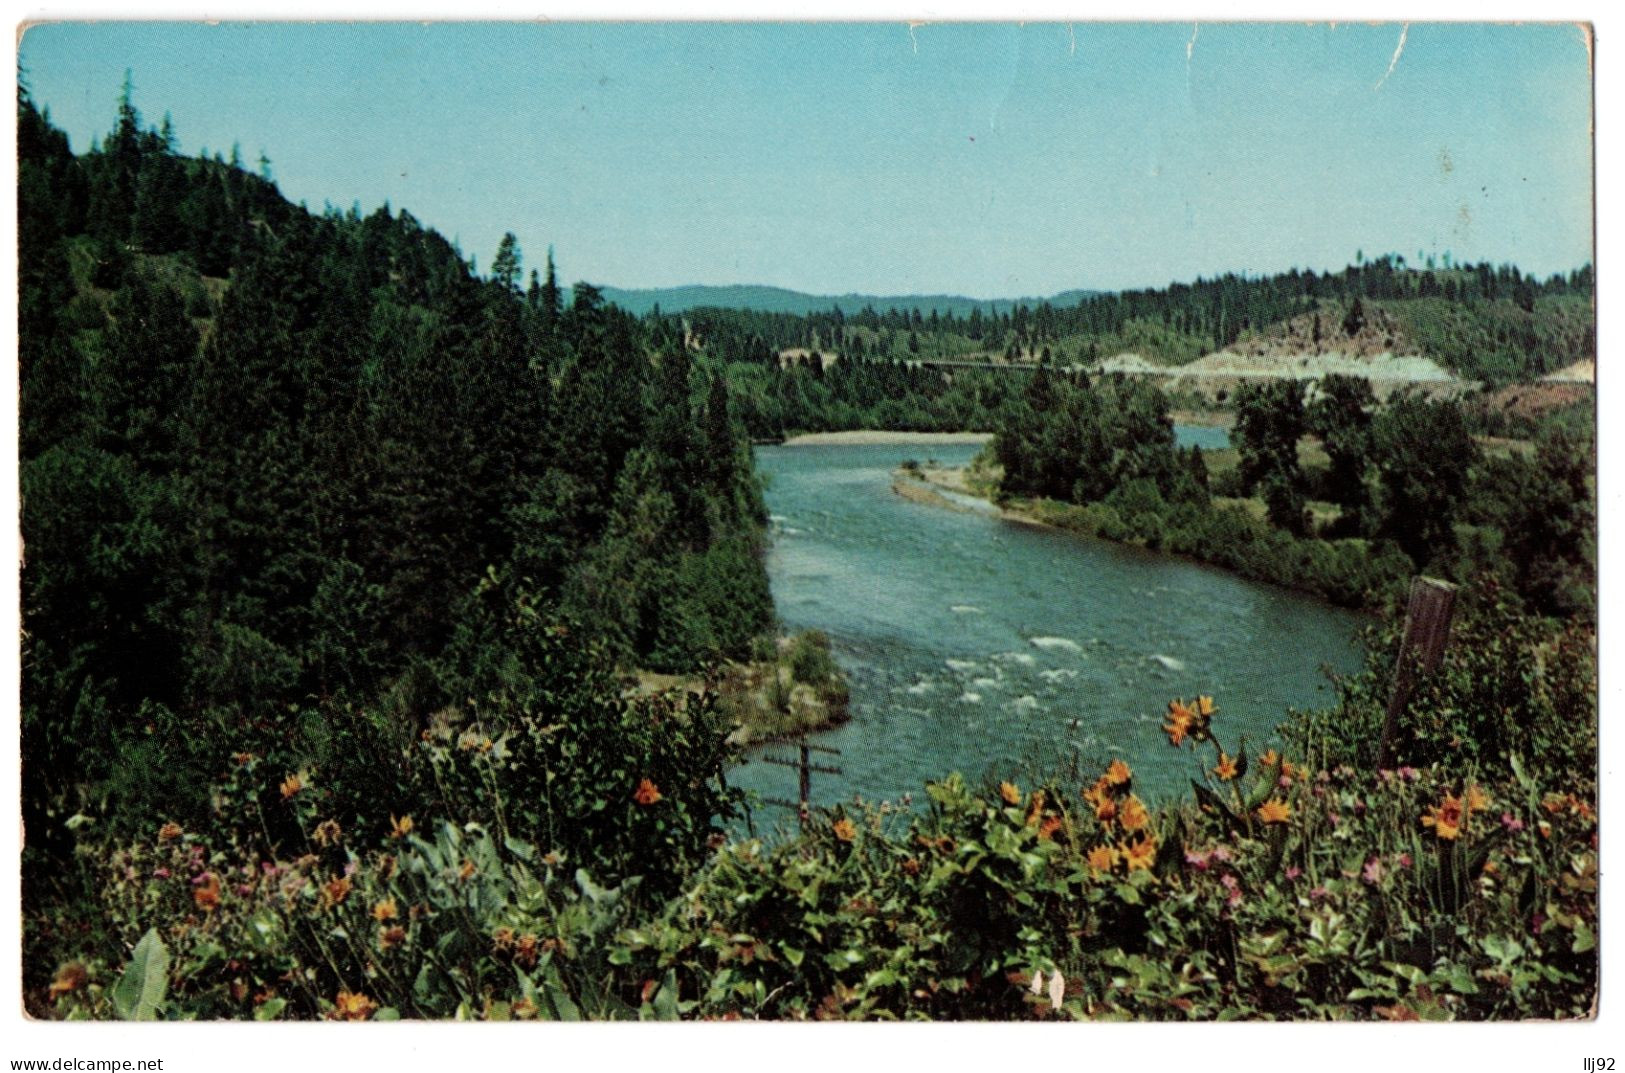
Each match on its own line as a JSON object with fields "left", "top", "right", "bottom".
{"left": 798, "top": 741, "right": 812, "bottom": 830}
{"left": 1376, "top": 576, "right": 1457, "bottom": 770}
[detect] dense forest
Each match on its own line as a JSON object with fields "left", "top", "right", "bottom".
{"left": 21, "top": 83, "right": 1595, "bottom": 1023}
{"left": 19, "top": 81, "right": 775, "bottom": 948}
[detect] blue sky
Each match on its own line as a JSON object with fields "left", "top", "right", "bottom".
{"left": 17, "top": 21, "right": 1594, "bottom": 297}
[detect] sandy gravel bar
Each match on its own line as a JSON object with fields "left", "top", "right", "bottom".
{"left": 781, "top": 430, "right": 994, "bottom": 446}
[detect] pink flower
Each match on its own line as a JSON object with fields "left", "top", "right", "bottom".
{"left": 1397, "top": 853, "right": 1413, "bottom": 869}
{"left": 1284, "top": 866, "right": 1302, "bottom": 881}
{"left": 1184, "top": 849, "right": 1212, "bottom": 871}
{"left": 1501, "top": 812, "right": 1525, "bottom": 833}
{"left": 1309, "top": 886, "right": 1330, "bottom": 900}
{"left": 1328, "top": 812, "right": 1341, "bottom": 827}
{"left": 153, "top": 867, "right": 171, "bottom": 879}
{"left": 1361, "top": 856, "right": 1386, "bottom": 885}
{"left": 1398, "top": 766, "right": 1420, "bottom": 782}
{"left": 1210, "top": 846, "right": 1232, "bottom": 862}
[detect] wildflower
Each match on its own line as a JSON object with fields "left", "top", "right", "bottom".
{"left": 1163, "top": 700, "right": 1195, "bottom": 747}
{"left": 1501, "top": 812, "right": 1525, "bottom": 833}
{"left": 321, "top": 875, "right": 353, "bottom": 908}
{"left": 901, "top": 857, "right": 922, "bottom": 876}
{"left": 633, "top": 778, "right": 663, "bottom": 806}
{"left": 1466, "top": 784, "right": 1492, "bottom": 813}
{"left": 1038, "top": 815, "right": 1064, "bottom": 842}
{"left": 1421, "top": 794, "right": 1465, "bottom": 841}
{"left": 158, "top": 822, "right": 183, "bottom": 843}
{"left": 515, "top": 933, "right": 540, "bottom": 969}
{"left": 279, "top": 772, "right": 305, "bottom": 800}
{"left": 1000, "top": 781, "right": 1023, "bottom": 806}
{"left": 376, "top": 854, "right": 397, "bottom": 881}
{"left": 1213, "top": 753, "right": 1239, "bottom": 781}
{"left": 1196, "top": 695, "right": 1216, "bottom": 718}
{"left": 378, "top": 925, "right": 406, "bottom": 951}
{"left": 1048, "top": 971, "right": 1065, "bottom": 1011}
{"left": 458, "top": 858, "right": 476, "bottom": 881}
{"left": 1284, "top": 865, "right": 1302, "bottom": 881}
{"left": 1258, "top": 749, "right": 1282, "bottom": 771}
{"left": 49, "top": 963, "right": 88, "bottom": 1000}
{"left": 1025, "top": 790, "right": 1046, "bottom": 826}
{"left": 492, "top": 927, "right": 516, "bottom": 951}
{"left": 1255, "top": 798, "right": 1291, "bottom": 825}
{"left": 389, "top": 814, "right": 413, "bottom": 840}
{"left": 1220, "top": 872, "right": 1243, "bottom": 907}
{"left": 331, "top": 990, "right": 378, "bottom": 1021}
{"left": 1184, "top": 849, "right": 1212, "bottom": 872}
{"left": 1397, "top": 766, "right": 1419, "bottom": 782}
{"left": 193, "top": 872, "right": 222, "bottom": 912}
{"left": 233, "top": 751, "right": 257, "bottom": 766}
{"left": 1362, "top": 856, "right": 1387, "bottom": 885}
{"left": 1082, "top": 777, "right": 1113, "bottom": 810}
{"left": 1093, "top": 795, "right": 1118, "bottom": 825}
{"left": 1087, "top": 844, "right": 1118, "bottom": 873}
{"left": 1397, "top": 853, "right": 1413, "bottom": 869}
{"left": 1104, "top": 759, "right": 1132, "bottom": 788}
{"left": 832, "top": 818, "right": 857, "bottom": 843}
{"left": 372, "top": 898, "right": 398, "bottom": 923}
{"left": 1122, "top": 834, "right": 1157, "bottom": 872}
{"left": 1118, "top": 795, "right": 1150, "bottom": 832}
{"left": 312, "top": 819, "right": 342, "bottom": 847}
{"left": 152, "top": 867, "right": 171, "bottom": 880}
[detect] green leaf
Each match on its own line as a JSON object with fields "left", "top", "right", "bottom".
{"left": 375, "top": 1007, "right": 402, "bottom": 1021}
{"left": 111, "top": 928, "right": 169, "bottom": 1021}
{"left": 1572, "top": 922, "right": 1596, "bottom": 954}
{"left": 253, "top": 997, "right": 288, "bottom": 1021}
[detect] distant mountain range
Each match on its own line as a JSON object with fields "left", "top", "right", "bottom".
{"left": 585, "top": 283, "right": 1103, "bottom": 318}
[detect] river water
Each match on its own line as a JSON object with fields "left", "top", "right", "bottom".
{"left": 729, "top": 435, "right": 1366, "bottom": 828}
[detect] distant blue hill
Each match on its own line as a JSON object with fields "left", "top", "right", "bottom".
{"left": 583, "top": 283, "right": 1103, "bottom": 318}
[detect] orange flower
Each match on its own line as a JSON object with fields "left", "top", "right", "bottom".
{"left": 458, "top": 858, "right": 476, "bottom": 881}
{"left": 1255, "top": 798, "right": 1291, "bottom": 825}
{"left": 999, "top": 781, "right": 1023, "bottom": 806}
{"left": 633, "top": 778, "right": 663, "bottom": 806}
{"left": 376, "top": 854, "right": 397, "bottom": 881}
{"left": 312, "top": 819, "right": 342, "bottom": 847}
{"left": 378, "top": 925, "right": 406, "bottom": 951}
{"left": 158, "top": 822, "right": 183, "bottom": 843}
{"left": 331, "top": 989, "right": 378, "bottom": 1021}
{"left": 1104, "top": 759, "right": 1132, "bottom": 788}
{"left": 1025, "top": 790, "right": 1046, "bottom": 827}
{"left": 1196, "top": 695, "right": 1216, "bottom": 717}
{"left": 1038, "top": 815, "right": 1064, "bottom": 842}
{"left": 1086, "top": 844, "right": 1118, "bottom": 873}
{"left": 1213, "top": 753, "right": 1239, "bottom": 781}
{"left": 389, "top": 814, "right": 413, "bottom": 839}
{"left": 1465, "top": 784, "right": 1492, "bottom": 814}
{"left": 1094, "top": 796, "right": 1118, "bottom": 825}
{"left": 1122, "top": 834, "right": 1157, "bottom": 871}
{"left": 1422, "top": 794, "right": 1465, "bottom": 841}
{"left": 279, "top": 772, "right": 305, "bottom": 800}
{"left": 193, "top": 872, "right": 222, "bottom": 912}
{"left": 372, "top": 898, "right": 398, "bottom": 923}
{"left": 514, "top": 934, "right": 540, "bottom": 969}
{"left": 321, "top": 875, "right": 353, "bottom": 908}
{"left": 1258, "top": 749, "right": 1281, "bottom": 770}
{"left": 832, "top": 818, "right": 857, "bottom": 843}
{"left": 1163, "top": 701, "right": 1195, "bottom": 747}
{"left": 49, "top": 963, "right": 88, "bottom": 1000}
{"left": 1118, "top": 795, "right": 1150, "bottom": 832}
{"left": 232, "top": 751, "right": 257, "bottom": 767}
{"left": 1083, "top": 777, "right": 1112, "bottom": 810}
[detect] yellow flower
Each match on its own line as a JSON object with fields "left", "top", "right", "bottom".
{"left": 1038, "top": 815, "right": 1064, "bottom": 842}
{"left": 1025, "top": 790, "right": 1046, "bottom": 827}
{"left": 1255, "top": 798, "right": 1291, "bottom": 825}
{"left": 372, "top": 898, "right": 398, "bottom": 923}
{"left": 279, "top": 772, "right": 305, "bottom": 800}
{"left": 378, "top": 925, "right": 406, "bottom": 951}
{"left": 1104, "top": 759, "right": 1132, "bottom": 788}
{"left": 1196, "top": 695, "right": 1216, "bottom": 717}
{"left": 832, "top": 818, "right": 857, "bottom": 843}
{"left": 1465, "top": 784, "right": 1492, "bottom": 814}
{"left": 999, "top": 781, "right": 1023, "bottom": 806}
{"left": 1422, "top": 794, "right": 1465, "bottom": 841}
{"left": 312, "top": 819, "right": 342, "bottom": 847}
{"left": 1213, "top": 753, "right": 1238, "bottom": 781}
{"left": 1118, "top": 795, "right": 1150, "bottom": 832}
{"left": 1094, "top": 795, "right": 1118, "bottom": 825}
{"left": 633, "top": 778, "right": 663, "bottom": 806}
{"left": 331, "top": 989, "right": 378, "bottom": 1021}
{"left": 1258, "top": 749, "right": 1281, "bottom": 770}
{"left": 158, "top": 822, "right": 183, "bottom": 843}
{"left": 1122, "top": 834, "right": 1158, "bottom": 871}
{"left": 389, "top": 814, "right": 413, "bottom": 839}
{"left": 1083, "top": 777, "right": 1112, "bottom": 810}
{"left": 1086, "top": 844, "right": 1118, "bottom": 873}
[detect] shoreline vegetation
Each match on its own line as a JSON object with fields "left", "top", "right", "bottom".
{"left": 782, "top": 429, "right": 993, "bottom": 447}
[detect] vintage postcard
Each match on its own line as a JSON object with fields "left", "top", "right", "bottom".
{"left": 13, "top": 16, "right": 1598, "bottom": 1055}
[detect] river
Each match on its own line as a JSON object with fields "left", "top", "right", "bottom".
{"left": 729, "top": 434, "right": 1366, "bottom": 830}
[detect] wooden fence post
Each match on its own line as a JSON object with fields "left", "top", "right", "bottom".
{"left": 1376, "top": 576, "right": 1457, "bottom": 770}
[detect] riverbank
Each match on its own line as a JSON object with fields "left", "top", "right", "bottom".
{"left": 628, "top": 632, "right": 851, "bottom": 747}
{"left": 907, "top": 462, "right": 1404, "bottom": 610}
{"left": 783, "top": 429, "right": 993, "bottom": 447}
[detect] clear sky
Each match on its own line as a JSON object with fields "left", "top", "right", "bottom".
{"left": 16, "top": 21, "right": 1595, "bottom": 298}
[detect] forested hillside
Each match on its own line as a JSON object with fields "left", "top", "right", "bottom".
{"left": 19, "top": 83, "right": 773, "bottom": 893}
